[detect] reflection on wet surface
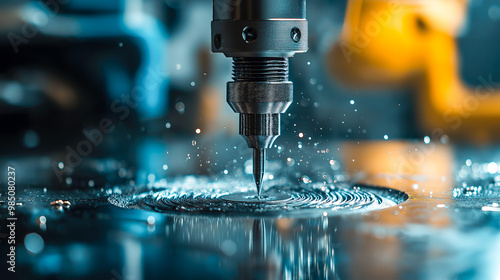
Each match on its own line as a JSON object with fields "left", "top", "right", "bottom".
{"left": 452, "top": 161, "right": 500, "bottom": 211}
{"left": 1, "top": 175, "right": 500, "bottom": 280}
{"left": 3, "top": 150, "right": 500, "bottom": 280}
{"left": 108, "top": 177, "right": 407, "bottom": 216}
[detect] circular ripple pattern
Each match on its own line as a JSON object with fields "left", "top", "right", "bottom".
{"left": 109, "top": 178, "right": 407, "bottom": 216}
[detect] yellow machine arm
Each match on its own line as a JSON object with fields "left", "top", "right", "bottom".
{"left": 329, "top": 0, "right": 500, "bottom": 143}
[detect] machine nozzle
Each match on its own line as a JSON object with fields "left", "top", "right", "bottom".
{"left": 211, "top": 0, "right": 308, "bottom": 195}
{"left": 231, "top": 58, "right": 289, "bottom": 195}
{"left": 240, "top": 113, "right": 279, "bottom": 195}
{"left": 253, "top": 148, "right": 265, "bottom": 196}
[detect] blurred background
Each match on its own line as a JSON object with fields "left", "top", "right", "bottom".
{"left": 1, "top": 0, "right": 500, "bottom": 187}
{"left": 1, "top": 0, "right": 500, "bottom": 279}
{"left": 0, "top": 0, "right": 500, "bottom": 183}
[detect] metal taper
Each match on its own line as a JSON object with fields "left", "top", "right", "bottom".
{"left": 212, "top": 0, "right": 308, "bottom": 194}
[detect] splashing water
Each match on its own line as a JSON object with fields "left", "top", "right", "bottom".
{"left": 109, "top": 177, "right": 407, "bottom": 217}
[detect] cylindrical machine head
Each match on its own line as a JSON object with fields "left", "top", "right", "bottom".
{"left": 212, "top": 0, "right": 308, "bottom": 57}
{"left": 211, "top": 0, "right": 308, "bottom": 190}
{"left": 213, "top": 0, "right": 306, "bottom": 20}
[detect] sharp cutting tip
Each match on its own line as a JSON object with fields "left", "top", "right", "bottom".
{"left": 253, "top": 148, "right": 265, "bottom": 196}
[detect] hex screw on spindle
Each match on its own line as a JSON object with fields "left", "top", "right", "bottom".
{"left": 291, "top": 27, "right": 301, "bottom": 43}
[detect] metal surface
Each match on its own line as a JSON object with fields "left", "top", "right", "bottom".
{"left": 221, "top": 191, "right": 292, "bottom": 203}
{"left": 212, "top": 0, "right": 308, "bottom": 193}
{"left": 2, "top": 139, "right": 500, "bottom": 280}
{"left": 213, "top": 0, "right": 306, "bottom": 20}
{"left": 3, "top": 169, "right": 500, "bottom": 280}
{"left": 211, "top": 20, "right": 308, "bottom": 57}
{"left": 253, "top": 148, "right": 265, "bottom": 195}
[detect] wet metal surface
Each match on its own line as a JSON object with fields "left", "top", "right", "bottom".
{"left": 1, "top": 151, "right": 500, "bottom": 279}
{"left": 108, "top": 178, "right": 406, "bottom": 217}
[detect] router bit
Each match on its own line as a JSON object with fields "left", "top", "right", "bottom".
{"left": 253, "top": 148, "right": 265, "bottom": 195}
{"left": 212, "top": 0, "right": 308, "bottom": 195}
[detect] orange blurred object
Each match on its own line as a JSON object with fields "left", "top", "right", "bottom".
{"left": 329, "top": 0, "right": 500, "bottom": 143}
{"left": 341, "top": 140, "right": 453, "bottom": 191}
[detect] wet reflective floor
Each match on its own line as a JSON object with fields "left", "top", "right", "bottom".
{"left": 2, "top": 140, "right": 500, "bottom": 280}
{"left": 1, "top": 172, "right": 500, "bottom": 280}
{"left": 109, "top": 178, "right": 406, "bottom": 217}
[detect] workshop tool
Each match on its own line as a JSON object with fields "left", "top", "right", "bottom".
{"left": 211, "top": 0, "right": 308, "bottom": 195}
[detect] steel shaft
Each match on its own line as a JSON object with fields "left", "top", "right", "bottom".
{"left": 212, "top": 0, "right": 308, "bottom": 194}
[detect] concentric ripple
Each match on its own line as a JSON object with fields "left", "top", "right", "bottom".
{"left": 109, "top": 178, "right": 407, "bottom": 216}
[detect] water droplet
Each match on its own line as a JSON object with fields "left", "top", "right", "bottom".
{"left": 176, "top": 64, "right": 182, "bottom": 70}
{"left": 383, "top": 135, "right": 389, "bottom": 140}
{"left": 487, "top": 162, "right": 498, "bottom": 174}
{"left": 24, "top": 233, "right": 44, "bottom": 254}
{"left": 195, "top": 128, "right": 201, "bottom": 134}
{"left": 23, "top": 130, "right": 40, "bottom": 148}
{"left": 302, "top": 176, "right": 312, "bottom": 184}
{"left": 165, "top": 122, "right": 171, "bottom": 129}
{"left": 65, "top": 177, "right": 72, "bottom": 185}
{"left": 190, "top": 81, "right": 196, "bottom": 87}
{"left": 88, "top": 180, "right": 95, "bottom": 187}
{"left": 118, "top": 42, "right": 123, "bottom": 47}
{"left": 350, "top": 100, "right": 355, "bottom": 105}
{"left": 175, "top": 102, "right": 185, "bottom": 114}
{"left": 118, "top": 168, "right": 127, "bottom": 178}
{"left": 50, "top": 200, "right": 71, "bottom": 207}
{"left": 39, "top": 216, "right": 46, "bottom": 223}
{"left": 221, "top": 239, "right": 237, "bottom": 256}
{"left": 163, "top": 164, "right": 169, "bottom": 171}
{"left": 424, "top": 136, "right": 431, "bottom": 144}
{"left": 482, "top": 206, "right": 500, "bottom": 212}
{"left": 192, "top": 140, "right": 197, "bottom": 146}
{"left": 58, "top": 162, "right": 64, "bottom": 169}
{"left": 298, "top": 132, "right": 304, "bottom": 138}
{"left": 148, "top": 174, "right": 155, "bottom": 182}
{"left": 147, "top": 216, "right": 156, "bottom": 225}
